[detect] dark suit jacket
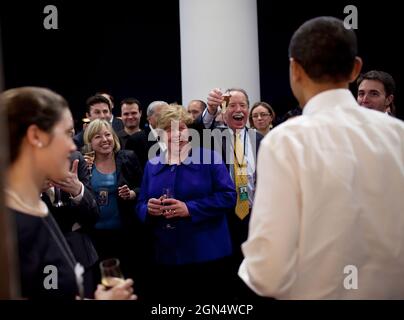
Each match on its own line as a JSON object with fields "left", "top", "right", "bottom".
{"left": 195, "top": 115, "right": 263, "bottom": 252}
{"left": 195, "top": 114, "right": 263, "bottom": 167}
{"left": 73, "top": 130, "right": 85, "bottom": 150}
{"left": 125, "top": 125, "right": 160, "bottom": 169}
{"left": 113, "top": 149, "right": 144, "bottom": 230}
{"left": 112, "top": 116, "right": 124, "bottom": 132}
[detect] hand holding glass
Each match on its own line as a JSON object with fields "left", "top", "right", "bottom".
{"left": 82, "top": 144, "right": 95, "bottom": 178}
{"left": 53, "top": 187, "right": 64, "bottom": 207}
{"left": 161, "top": 188, "right": 175, "bottom": 229}
{"left": 100, "top": 258, "right": 125, "bottom": 289}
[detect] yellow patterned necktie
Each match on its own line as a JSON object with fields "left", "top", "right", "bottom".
{"left": 234, "top": 133, "right": 249, "bottom": 220}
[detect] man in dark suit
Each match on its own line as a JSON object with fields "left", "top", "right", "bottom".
{"left": 203, "top": 88, "right": 263, "bottom": 252}
{"left": 198, "top": 88, "right": 263, "bottom": 300}
{"left": 42, "top": 149, "right": 100, "bottom": 297}
{"left": 97, "top": 92, "right": 124, "bottom": 132}
{"left": 125, "top": 100, "right": 169, "bottom": 168}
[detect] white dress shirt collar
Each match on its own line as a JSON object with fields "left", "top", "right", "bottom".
{"left": 303, "top": 88, "right": 357, "bottom": 116}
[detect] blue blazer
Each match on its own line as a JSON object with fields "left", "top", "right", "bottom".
{"left": 136, "top": 148, "right": 236, "bottom": 265}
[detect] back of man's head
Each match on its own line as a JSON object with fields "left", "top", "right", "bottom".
{"left": 289, "top": 16, "right": 358, "bottom": 83}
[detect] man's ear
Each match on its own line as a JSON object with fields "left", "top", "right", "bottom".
{"left": 349, "top": 57, "right": 363, "bottom": 83}
{"left": 290, "top": 58, "right": 302, "bottom": 83}
{"left": 26, "top": 124, "right": 48, "bottom": 148}
{"left": 385, "top": 94, "right": 394, "bottom": 108}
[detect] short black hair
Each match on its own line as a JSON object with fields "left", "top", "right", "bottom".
{"left": 289, "top": 16, "right": 358, "bottom": 83}
{"left": 357, "top": 70, "right": 396, "bottom": 97}
{"left": 86, "top": 95, "right": 111, "bottom": 113}
{"left": 120, "top": 97, "right": 141, "bottom": 108}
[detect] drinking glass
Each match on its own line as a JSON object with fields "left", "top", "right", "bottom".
{"left": 53, "top": 187, "right": 64, "bottom": 207}
{"left": 162, "top": 188, "right": 175, "bottom": 230}
{"left": 220, "top": 90, "right": 231, "bottom": 114}
{"left": 100, "top": 258, "right": 125, "bottom": 289}
{"left": 82, "top": 144, "right": 95, "bottom": 178}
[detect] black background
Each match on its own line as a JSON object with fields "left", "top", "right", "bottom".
{"left": 1, "top": 0, "right": 403, "bottom": 127}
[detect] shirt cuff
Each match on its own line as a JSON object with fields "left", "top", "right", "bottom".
{"left": 70, "top": 182, "right": 84, "bottom": 204}
{"left": 202, "top": 108, "right": 217, "bottom": 128}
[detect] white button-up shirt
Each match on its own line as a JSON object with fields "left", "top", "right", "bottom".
{"left": 239, "top": 89, "right": 404, "bottom": 299}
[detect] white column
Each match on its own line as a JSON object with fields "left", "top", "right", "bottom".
{"left": 180, "top": 0, "right": 260, "bottom": 106}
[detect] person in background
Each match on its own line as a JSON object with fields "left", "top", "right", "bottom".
{"left": 117, "top": 98, "right": 142, "bottom": 149}
{"left": 125, "top": 100, "right": 169, "bottom": 168}
{"left": 83, "top": 119, "right": 145, "bottom": 296}
{"left": 73, "top": 95, "right": 114, "bottom": 150}
{"left": 356, "top": 70, "right": 397, "bottom": 116}
{"left": 96, "top": 91, "right": 125, "bottom": 132}
{"left": 186, "top": 99, "right": 206, "bottom": 120}
{"left": 41, "top": 118, "right": 100, "bottom": 298}
{"left": 136, "top": 105, "right": 236, "bottom": 302}
{"left": 249, "top": 101, "right": 276, "bottom": 136}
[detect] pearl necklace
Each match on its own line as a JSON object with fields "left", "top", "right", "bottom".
{"left": 5, "top": 188, "right": 48, "bottom": 217}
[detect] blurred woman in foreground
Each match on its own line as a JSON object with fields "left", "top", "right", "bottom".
{"left": 0, "top": 87, "right": 135, "bottom": 300}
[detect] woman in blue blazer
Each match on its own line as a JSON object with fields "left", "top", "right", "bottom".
{"left": 136, "top": 105, "right": 236, "bottom": 302}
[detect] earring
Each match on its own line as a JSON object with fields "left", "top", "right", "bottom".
{"left": 37, "top": 142, "right": 43, "bottom": 148}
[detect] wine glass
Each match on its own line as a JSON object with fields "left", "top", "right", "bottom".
{"left": 100, "top": 258, "right": 125, "bottom": 289}
{"left": 162, "top": 188, "right": 175, "bottom": 230}
{"left": 220, "top": 90, "right": 231, "bottom": 114}
{"left": 82, "top": 144, "right": 95, "bottom": 178}
{"left": 53, "top": 187, "right": 64, "bottom": 207}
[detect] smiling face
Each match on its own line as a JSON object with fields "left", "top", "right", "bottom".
{"left": 357, "top": 79, "right": 393, "bottom": 112}
{"left": 121, "top": 103, "right": 141, "bottom": 130}
{"left": 166, "top": 121, "right": 189, "bottom": 152}
{"left": 224, "top": 90, "right": 249, "bottom": 130}
{"left": 90, "top": 124, "right": 115, "bottom": 156}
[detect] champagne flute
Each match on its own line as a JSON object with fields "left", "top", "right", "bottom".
{"left": 162, "top": 188, "right": 175, "bottom": 230}
{"left": 53, "top": 187, "right": 64, "bottom": 207}
{"left": 82, "top": 144, "right": 95, "bottom": 178}
{"left": 100, "top": 258, "right": 125, "bottom": 289}
{"left": 220, "top": 90, "right": 231, "bottom": 114}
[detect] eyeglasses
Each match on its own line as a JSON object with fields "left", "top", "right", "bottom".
{"left": 251, "top": 112, "right": 271, "bottom": 119}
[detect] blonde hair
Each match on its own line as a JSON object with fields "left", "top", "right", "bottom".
{"left": 83, "top": 119, "right": 121, "bottom": 153}
{"left": 157, "top": 104, "right": 193, "bottom": 130}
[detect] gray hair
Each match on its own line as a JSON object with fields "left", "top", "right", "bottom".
{"left": 146, "top": 101, "right": 169, "bottom": 117}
